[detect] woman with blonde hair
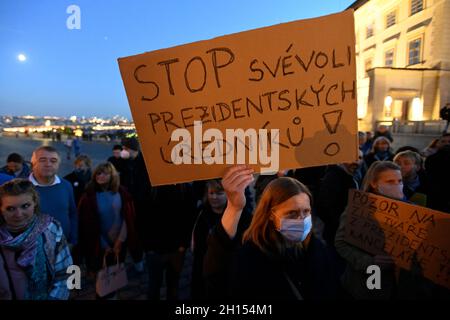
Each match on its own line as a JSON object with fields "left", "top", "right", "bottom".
{"left": 364, "top": 136, "right": 395, "bottom": 169}
{"left": 204, "top": 165, "right": 338, "bottom": 300}
{"left": 78, "top": 162, "right": 141, "bottom": 298}
{"left": 334, "top": 161, "right": 436, "bottom": 299}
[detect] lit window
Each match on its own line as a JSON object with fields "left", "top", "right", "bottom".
{"left": 385, "top": 49, "right": 394, "bottom": 67}
{"left": 366, "top": 24, "right": 374, "bottom": 39}
{"left": 411, "top": 0, "right": 423, "bottom": 16}
{"left": 386, "top": 11, "right": 396, "bottom": 28}
{"left": 408, "top": 38, "right": 421, "bottom": 65}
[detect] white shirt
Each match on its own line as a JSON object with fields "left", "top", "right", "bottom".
{"left": 29, "top": 173, "right": 61, "bottom": 187}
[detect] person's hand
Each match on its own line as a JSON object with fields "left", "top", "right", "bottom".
{"left": 373, "top": 255, "right": 395, "bottom": 269}
{"left": 178, "top": 246, "right": 186, "bottom": 253}
{"left": 222, "top": 165, "right": 254, "bottom": 212}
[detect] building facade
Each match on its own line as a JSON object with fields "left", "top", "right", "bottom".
{"left": 349, "top": 0, "right": 450, "bottom": 132}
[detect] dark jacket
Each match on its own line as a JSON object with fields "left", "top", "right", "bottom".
{"left": 78, "top": 186, "right": 141, "bottom": 271}
{"left": 364, "top": 151, "right": 394, "bottom": 169}
{"left": 402, "top": 170, "right": 429, "bottom": 207}
{"left": 291, "top": 166, "right": 328, "bottom": 200}
{"left": 191, "top": 206, "right": 223, "bottom": 299}
{"left": 231, "top": 236, "right": 338, "bottom": 300}
{"left": 140, "top": 183, "right": 198, "bottom": 253}
{"left": 64, "top": 170, "right": 91, "bottom": 206}
{"left": 0, "top": 162, "right": 31, "bottom": 179}
{"left": 440, "top": 105, "right": 450, "bottom": 121}
{"left": 107, "top": 156, "right": 126, "bottom": 175}
{"left": 203, "top": 218, "right": 338, "bottom": 300}
{"left": 425, "top": 145, "right": 450, "bottom": 213}
{"left": 202, "top": 210, "right": 253, "bottom": 300}
{"left": 316, "top": 165, "right": 359, "bottom": 245}
{"left": 119, "top": 153, "right": 151, "bottom": 214}
{"left": 118, "top": 152, "right": 198, "bottom": 253}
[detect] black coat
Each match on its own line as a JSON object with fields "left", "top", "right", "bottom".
{"left": 315, "top": 165, "right": 358, "bottom": 245}
{"left": 141, "top": 183, "right": 198, "bottom": 253}
{"left": 203, "top": 220, "right": 339, "bottom": 300}
{"left": 202, "top": 210, "right": 253, "bottom": 300}
{"left": 402, "top": 170, "right": 429, "bottom": 204}
{"left": 364, "top": 151, "right": 394, "bottom": 169}
{"left": 191, "top": 206, "right": 223, "bottom": 299}
{"left": 64, "top": 170, "right": 91, "bottom": 206}
{"left": 425, "top": 145, "right": 450, "bottom": 213}
{"left": 107, "top": 156, "right": 126, "bottom": 175}
{"left": 117, "top": 153, "right": 197, "bottom": 254}
{"left": 230, "top": 236, "right": 339, "bottom": 300}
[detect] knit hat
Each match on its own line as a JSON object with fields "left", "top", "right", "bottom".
{"left": 121, "top": 137, "right": 140, "bottom": 151}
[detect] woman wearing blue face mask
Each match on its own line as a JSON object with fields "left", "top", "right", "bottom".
{"left": 203, "top": 165, "right": 339, "bottom": 300}
{"left": 334, "top": 161, "right": 442, "bottom": 299}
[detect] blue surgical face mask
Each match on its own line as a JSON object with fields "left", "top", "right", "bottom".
{"left": 275, "top": 215, "right": 312, "bottom": 242}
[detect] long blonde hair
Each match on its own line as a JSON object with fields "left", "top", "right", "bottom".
{"left": 87, "top": 162, "right": 120, "bottom": 193}
{"left": 242, "top": 177, "right": 312, "bottom": 256}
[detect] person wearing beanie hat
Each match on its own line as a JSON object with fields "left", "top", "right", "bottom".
{"left": 118, "top": 136, "right": 146, "bottom": 272}
{"left": 122, "top": 137, "right": 140, "bottom": 152}
{"left": 119, "top": 136, "right": 197, "bottom": 299}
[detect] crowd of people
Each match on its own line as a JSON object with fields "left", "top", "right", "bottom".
{"left": 0, "top": 125, "right": 449, "bottom": 300}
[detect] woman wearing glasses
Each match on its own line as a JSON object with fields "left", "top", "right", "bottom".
{"left": 204, "top": 165, "right": 338, "bottom": 300}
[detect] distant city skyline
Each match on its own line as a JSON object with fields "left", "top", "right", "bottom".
{"left": 0, "top": 113, "right": 131, "bottom": 121}
{"left": 1, "top": 0, "right": 353, "bottom": 118}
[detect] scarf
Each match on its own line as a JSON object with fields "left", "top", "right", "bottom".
{"left": 374, "top": 151, "right": 390, "bottom": 161}
{"left": 0, "top": 214, "right": 52, "bottom": 300}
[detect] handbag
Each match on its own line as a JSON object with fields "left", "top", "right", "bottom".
{"left": 95, "top": 253, "right": 128, "bottom": 297}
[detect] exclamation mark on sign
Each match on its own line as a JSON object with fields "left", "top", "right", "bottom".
{"left": 322, "top": 110, "right": 343, "bottom": 156}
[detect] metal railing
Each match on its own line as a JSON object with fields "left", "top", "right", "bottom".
{"left": 375, "top": 120, "right": 447, "bottom": 134}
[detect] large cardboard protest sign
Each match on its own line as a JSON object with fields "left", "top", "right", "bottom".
{"left": 118, "top": 10, "right": 358, "bottom": 186}
{"left": 345, "top": 189, "right": 450, "bottom": 289}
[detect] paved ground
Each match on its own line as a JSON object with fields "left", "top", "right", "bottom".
{"left": 71, "top": 250, "right": 194, "bottom": 300}
{"left": 0, "top": 134, "right": 118, "bottom": 176}
{"left": 1, "top": 134, "right": 195, "bottom": 300}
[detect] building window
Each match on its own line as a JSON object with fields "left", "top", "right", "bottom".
{"left": 386, "top": 11, "right": 396, "bottom": 28}
{"left": 408, "top": 38, "right": 421, "bottom": 65}
{"left": 366, "top": 24, "right": 374, "bottom": 39}
{"left": 411, "top": 0, "right": 423, "bottom": 16}
{"left": 385, "top": 49, "right": 394, "bottom": 67}
{"left": 365, "top": 58, "right": 372, "bottom": 77}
